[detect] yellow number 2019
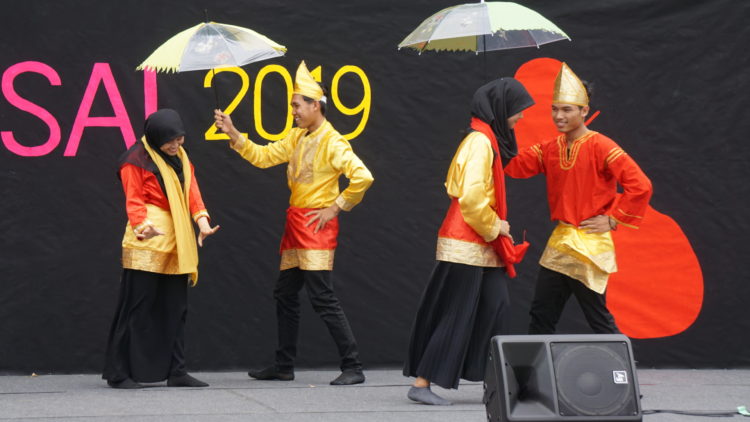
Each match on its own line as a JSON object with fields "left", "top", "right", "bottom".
{"left": 206, "top": 64, "right": 371, "bottom": 142}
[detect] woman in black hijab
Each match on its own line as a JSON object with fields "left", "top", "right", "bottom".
{"left": 403, "top": 79, "right": 533, "bottom": 405}
{"left": 102, "top": 109, "right": 219, "bottom": 389}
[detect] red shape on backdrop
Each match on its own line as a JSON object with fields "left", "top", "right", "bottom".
{"left": 513, "top": 58, "right": 704, "bottom": 339}
{"left": 608, "top": 202, "right": 703, "bottom": 338}
{"left": 513, "top": 57, "right": 565, "bottom": 149}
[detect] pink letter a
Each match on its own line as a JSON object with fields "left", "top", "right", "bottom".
{"left": 64, "top": 63, "right": 136, "bottom": 156}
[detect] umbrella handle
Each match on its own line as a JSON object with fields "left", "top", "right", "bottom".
{"left": 211, "top": 68, "right": 220, "bottom": 110}
{"left": 203, "top": 9, "right": 220, "bottom": 110}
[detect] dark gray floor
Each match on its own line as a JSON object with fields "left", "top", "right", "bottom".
{"left": 1, "top": 369, "right": 748, "bottom": 421}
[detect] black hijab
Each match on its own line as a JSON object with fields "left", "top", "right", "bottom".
{"left": 470, "top": 77, "right": 534, "bottom": 162}
{"left": 118, "top": 108, "right": 187, "bottom": 189}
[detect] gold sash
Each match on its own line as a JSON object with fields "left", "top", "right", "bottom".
{"left": 539, "top": 222, "right": 617, "bottom": 294}
{"left": 121, "top": 137, "right": 198, "bottom": 284}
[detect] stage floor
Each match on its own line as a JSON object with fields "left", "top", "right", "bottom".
{"left": 1, "top": 369, "right": 748, "bottom": 421}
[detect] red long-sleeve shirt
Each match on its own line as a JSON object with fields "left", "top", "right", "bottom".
{"left": 505, "top": 131, "right": 652, "bottom": 228}
{"left": 119, "top": 163, "right": 208, "bottom": 229}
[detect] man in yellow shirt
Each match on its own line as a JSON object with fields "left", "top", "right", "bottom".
{"left": 214, "top": 61, "right": 373, "bottom": 385}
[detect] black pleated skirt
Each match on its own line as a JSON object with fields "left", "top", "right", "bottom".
{"left": 403, "top": 261, "right": 509, "bottom": 389}
{"left": 102, "top": 269, "right": 189, "bottom": 383}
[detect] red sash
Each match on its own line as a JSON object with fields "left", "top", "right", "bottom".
{"left": 279, "top": 207, "right": 339, "bottom": 253}
{"left": 465, "top": 118, "right": 530, "bottom": 277}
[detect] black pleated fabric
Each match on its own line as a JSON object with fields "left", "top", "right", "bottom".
{"left": 102, "top": 269, "right": 188, "bottom": 383}
{"left": 403, "top": 261, "right": 510, "bottom": 389}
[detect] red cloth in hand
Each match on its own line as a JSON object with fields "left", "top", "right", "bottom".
{"left": 490, "top": 236, "right": 529, "bottom": 278}
{"left": 471, "top": 117, "right": 530, "bottom": 278}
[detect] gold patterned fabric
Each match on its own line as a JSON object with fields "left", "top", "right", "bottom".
{"left": 280, "top": 249, "right": 335, "bottom": 271}
{"left": 436, "top": 237, "right": 503, "bottom": 268}
{"left": 539, "top": 222, "right": 617, "bottom": 294}
{"left": 232, "top": 120, "right": 373, "bottom": 211}
{"left": 122, "top": 248, "right": 180, "bottom": 275}
{"left": 122, "top": 204, "right": 184, "bottom": 275}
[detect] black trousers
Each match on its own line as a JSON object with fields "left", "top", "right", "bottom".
{"left": 274, "top": 268, "right": 362, "bottom": 372}
{"left": 404, "top": 262, "right": 509, "bottom": 389}
{"left": 528, "top": 266, "right": 619, "bottom": 334}
{"left": 102, "top": 269, "right": 188, "bottom": 383}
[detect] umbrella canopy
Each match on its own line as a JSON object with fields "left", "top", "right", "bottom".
{"left": 137, "top": 21, "right": 286, "bottom": 73}
{"left": 398, "top": 1, "right": 569, "bottom": 53}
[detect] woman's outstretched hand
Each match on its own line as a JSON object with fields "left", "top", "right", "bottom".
{"left": 197, "top": 216, "right": 220, "bottom": 247}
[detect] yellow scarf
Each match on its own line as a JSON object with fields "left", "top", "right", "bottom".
{"left": 141, "top": 136, "right": 199, "bottom": 284}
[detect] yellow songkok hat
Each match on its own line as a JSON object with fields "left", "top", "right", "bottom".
{"left": 293, "top": 60, "right": 324, "bottom": 101}
{"left": 553, "top": 62, "right": 589, "bottom": 106}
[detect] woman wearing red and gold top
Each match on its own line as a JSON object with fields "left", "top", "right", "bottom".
{"left": 505, "top": 63, "right": 653, "bottom": 334}
{"left": 403, "top": 78, "right": 534, "bottom": 405}
{"left": 102, "top": 109, "right": 219, "bottom": 389}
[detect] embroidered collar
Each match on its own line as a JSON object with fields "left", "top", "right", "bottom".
{"left": 558, "top": 131, "right": 597, "bottom": 170}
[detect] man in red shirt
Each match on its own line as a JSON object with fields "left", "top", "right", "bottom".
{"left": 505, "top": 63, "right": 653, "bottom": 334}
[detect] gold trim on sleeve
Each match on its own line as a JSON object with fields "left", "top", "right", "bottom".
{"left": 532, "top": 144, "right": 544, "bottom": 169}
{"left": 231, "top": 136, "right": 247, "bottom": 151}
{"left": 616, "top": 208, "right": 643, "bottom": 219}
{"left": 605, "top": 147, "right": 626, "bottom": 166}
{"left": 485, "top": 217, "right": 502, "bottom": 243}
{"left": 335, "top": 195, "right": 355, "bottom": 212}
{"left": 192, "top": 210, "right": 210, "bottom": 222}
{"left": 611, "top": 215, "right": 639, "bottom": 229}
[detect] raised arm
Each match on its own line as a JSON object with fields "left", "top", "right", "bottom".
{"left": 214, "top": 109, "right": 292, "bottom": 168}
{"left": 504, "top": 143, "right": 545, "bottom": 179}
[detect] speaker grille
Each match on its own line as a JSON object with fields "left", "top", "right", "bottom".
{"left": 551, "top": 342, "right": 637, "bottom": 417}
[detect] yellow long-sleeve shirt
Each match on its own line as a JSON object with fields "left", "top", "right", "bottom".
{"left": 444, "top": 131, "right": 502, "bottom": 242}
{"left": 231, "top": 119, "right": 373, "bottom": 211}
{"left": 437, "top": 131, "right": 504, "bottom": 267}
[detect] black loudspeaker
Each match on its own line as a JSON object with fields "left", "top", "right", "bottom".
{"left": 484, "top": 334, "right": 642, "bottom": 422}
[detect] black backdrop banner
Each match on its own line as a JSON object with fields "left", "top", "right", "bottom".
{"left": 1, "top": 0, "right": 748, "bottom": 373}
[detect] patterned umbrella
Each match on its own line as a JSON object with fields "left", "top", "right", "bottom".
{"left": 137, "top": 20, "right": 286, "bottom": 108}
{"left": 137, "top": 21, "right": 286, "bottom": 73}
{"left": 398, "top": 1, "right": 569, "bottom": 54}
